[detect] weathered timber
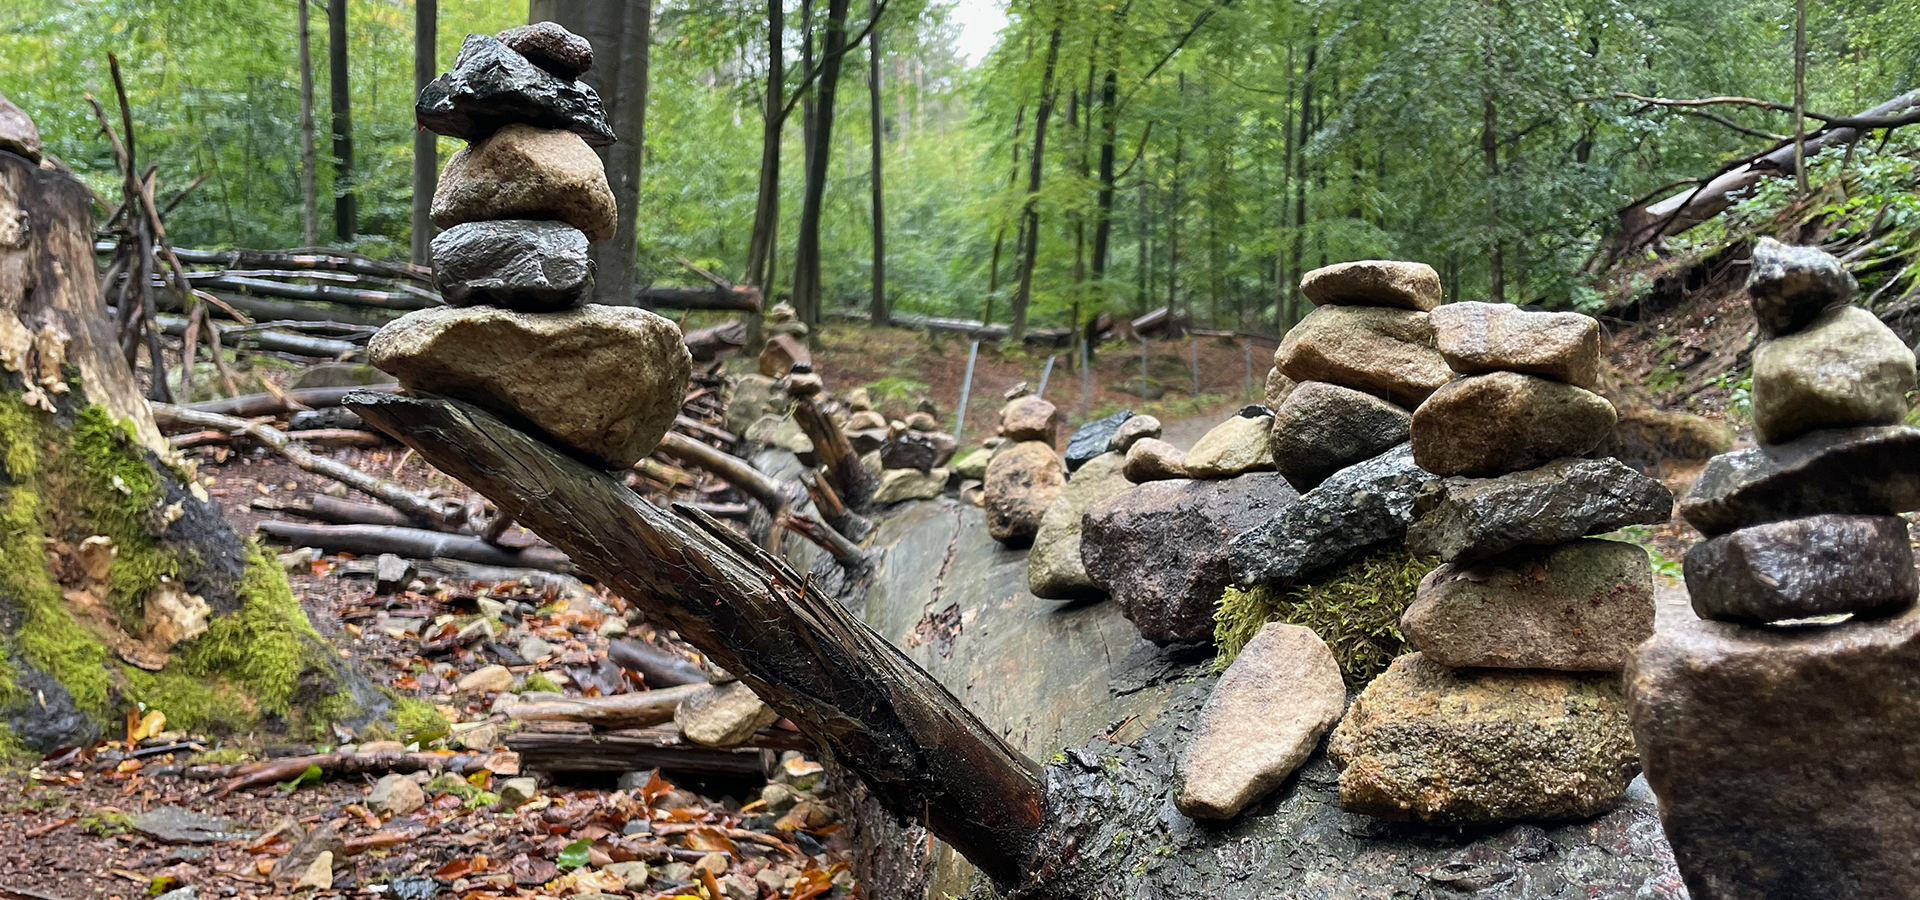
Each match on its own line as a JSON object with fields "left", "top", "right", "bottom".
{"left": 633, "top": 284, "right": 763, "bottom": 312}
{"left": 684, "top": 320, "right": 747, "bottom": 362}
{"left": 97, "top": 242, "right": 435, "bottom": 284}
{"left": 657, "top": 431, "right": 788, "bottom": 514}
{"left": 155, "top": 288, "right": 399, "bottom": 327}
{"left": 608, "top": 639, "right": 710, "bottom": 687}
{"left": 253, "top": 494, "right": 432, "bottom": 530}
{"left": 149, "top": 311, "right": 361, "bottom": 358}
{"left": 193, "top": 750, "right": 509, "bottom": 798}
{"left": 792, "top": 396, "right": 877, "bottom": 509}
{"left": 152, "top": 403, "right": 454, "bottom": 525}
{"left": 185, "top": 384, "right": 397, "bottom": 417}
{"left": 500, "top": 684, "right": 708, "bottom": 729}
{"left": 504, "top": 724, "right": 798, "bottom": 776}
{"left": 256, "top": 520, "right": 575, "bottom": 573}
{"left": 347, "top": 391, "right": 1049, "bottom": 889}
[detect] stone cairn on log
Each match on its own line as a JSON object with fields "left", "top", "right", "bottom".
{"left": 984, "top": 386, "right": 1067, "bottom": 546}
{"left": 1326, "top": 297, "right": 1674, "bottom": 825}
{"left": 1627, "top": 238, "right": 1920, "bottom": 899}
{"left": 370, "top": 25, "right": 691, "bottom": 470}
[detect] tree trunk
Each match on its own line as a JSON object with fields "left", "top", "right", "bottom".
{"left": 530, "top": 0, "right": 652, "bottom": 308}
{"left": 298, "top": 0, "right": 318, "bottom": 248}
{"left": 791, "top": 0, "right": 852, "bottom": 329}
{"left": 866, "top": 0, "right": 887, "bottom": 327}
{"left": 348, "top": 392, "right": 1048, "bottom": 888}
{"left": 1291, "top": 37, "right": 1314, "bottom": 318}
{"left": 411, "top": 0, "right": 437, "bottom": 265}
{"left": 328, "top": 0, "right": 355, "bottom": 242}
{"left": 743, "top": 0, "right": 783, "bottom": 296}
{"left": 1090, "top": 68, "right": 1116, "bottom": 293}
{"left": 1009, "top": 22, "right": 1062, "bottom": 345}
{"left": 985, "top": 104, "right": 1027, "bottom": 327}
{"left": 1482, "top": 94, "right": 1503, "bottom": 304}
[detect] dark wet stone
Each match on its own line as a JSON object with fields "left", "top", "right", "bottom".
{"left": 1231, "top": 444, "right": 1431, "bottom": 585}
{"left": 416, "top": 34, "right": 614, "bottom": 146}
{"left": 1406, "top": 457, "right": 1673, "bottom": 563}
{"left": 1684, "top": 514, "right": 1918, "bottom": 624}
{"left": 497, "top": 22, "right": 594, "bottom": 80}
{"left": 287, "top": 407, "right": 364, "bottom": 431}
{"left": 133, "top": 806, "right": 252, "bottom": 844}
{"left": 431, "top": 220, "right": 593, "bottom": 311}
{"left": 1083, "top": 474, "right": 1298, "bottom": 643}
{"left": 879, "top": 432, "right": 940, "bottom": 473}
{"left": 1268, "top": 381, "right": 1411, "bottom": 490}
{"left": 1746, "top": 236, "right": 1857, "bottom": 337}
{"left": 1235, "top": 404, "right": 1273, "bottom": 418}
{"left": 0, "top": 663, "right": 98, "bottom": 753}
{"left": 1678, "top": 425, "right": 1920, "bottom": 536}
{"left": 1063, "top": 410, "right": 1132, "bottom": 471}
{"left": 1627, "top": 605, "right": 1920, "bottom": 900}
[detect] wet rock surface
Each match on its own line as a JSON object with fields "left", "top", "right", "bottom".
{"left": 1683, "top": 514, "right": 1918, "bottom": 624}
{"left": 1063, "top": 410, "right": 1132, "bottom": 470}
{"left": 1745, "top": 236, "right": 1858, "bottom": 337}
{"left": 1429, "top": 301, "right": 1601, "bottom": 388}
{"left": 1407, "top": 457, "right": 1674, "bottom": 562}
{"left": 1028, "top": 452, "right": 1132, "bottom": 600}
{"left": 983, "top": 440, "right": 1066, "bottom": 545}
{"left": 1268, "top": 381, "right": 1410, "bottom": 490}
{"left": 1274, "top": 305, "right": 1451, "bottom": 408}
{"left": 1300, "top": 259, "right": 1443, "bottom": 311}
{"left": 1083, "top": 474, "right": 1297, "bottom": 643}
{"left": 1403, "top": 539, "right": 1654, "bottom": 671}
{"left": 1106, "top": 413, "right": 1162, "bottom": 454}
{"left": 1180, "top": 412, "right": 1275, "bottom": 478}
{"left": 430, "top": 219, "right": 593, "bottom": 311}
{"left": 1748, "top": 305, "right": 1916, "bottom": 445}
{"left": 369, "top": 305, "right": 690, "bottom": 468}
{"left": 431, "top": 123, "right": 618, "bottom": 241}
{"left": 496, "top": 22, "right": 595, "bottom": 81}
{"left": 1328, "top": 653, "right": 1640, "bottom": 825}
{"left": 1410, "top": 372, "right": 1617, "bottom": 477}
{"left": 1176, "top": 623, "right": 1346, "bottom": 820}
{"left": 1231, "top": 444, "right": 1431, "bottom": 584}
{"left": 415, "top": 34, "right": 614, "bottom": 146}
{"left": 1627, "top": 605, "right": 1920, "bottom": 900}
{"left": 1123, "top": 437, "right": 1188, "bottom": 482}
{"left": 1678, "top": 425, "right": 1920, "bottom": 535}
{"left": 871, "top": 466, "right": 948, "bottom": 504}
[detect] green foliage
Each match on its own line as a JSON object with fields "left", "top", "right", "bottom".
{"left": 861, "top": 375, "right": 932, "bottom": 404}
{"left": 557, "top": 838, "right": 593, "bottom": 869}
{"left": 277, "top": 763, "right": 324, "bottom": 792}
{"left": 520, "top": 670, "right": 560, "bottom": 694}
{"left": 1215, "top": 547, "right": 1435, "bottom": 687}
{"left": 392, "top": 697, "right": 449, "bottom": 745}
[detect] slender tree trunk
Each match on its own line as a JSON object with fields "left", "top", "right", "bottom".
{"left": 1090, "top": 68, "right": 1116, "bottom": 292}
{"left": 1166, "top": 120, "right": 1182, "bottom": 316}
{"left": 1135, "top": 181, "right": 1149, "bottom": 314}
{"left": 410, "top": 0, "right": 437, "bottom": 265}
{"left": 1792, "top": 0, "right": 1808, "bottom": 195}
{"left": 985, "top": 104, "right": 1026, "bottom": 325}
{"left": 1482, "top": 94, "right": 1503, "bottom": 303}
{"left": 866, "top": 0, "right": 887, "bottom": 326}
{"left": 800, "top": 0, "right": 817, "bottom": 182}
{"left": 532, "top": 1, "right": 652, "bottom": 308}
{"left": 791, "top": 0, "right": 851, "bottom": 328}
{"left": 328, "top": 0, "right": 355, "bottom": 242}
{"left": 1009, "top": 21, "right": 1062, "bottom": 345}
{"left": 744, "top": 0, "right": 784, "bottom": 293}
{"left": 1291, "top": 37, "right": 1315, "bottom": 317}
{"left": 298, "top": 0, "right": 318, "bottom": 248}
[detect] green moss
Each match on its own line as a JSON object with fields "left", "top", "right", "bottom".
{"left": 521, "top": 671, "right": 560, "bottom": 694}
{"left": 393, "top": 698, "right": 449, "bottom": 744}
{"left": 0, "top": 722, "right": 26, "bottom": 763}
{"left": 56, "top": 406, "right": 175, "bottom": 629}
{"left": 1215, "top": 547, "right": 1436, "bottom": 687}
{"left": 1, "top": 473, "right": 113, "bottom": 716}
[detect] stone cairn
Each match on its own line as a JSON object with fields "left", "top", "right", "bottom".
{"left": 1326, "top": 297, "right": 1674, "bottom": 825}
{"left": 983, "top": 386, "right": 1067, "bottom": 546}
{"left": 1627, "top": 239, "right": 1920, "bottom": 898}
{"left": 370, "top": 25, "right": 690, "bottom": 470}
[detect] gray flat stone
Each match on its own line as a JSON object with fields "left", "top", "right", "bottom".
{"left": 1684, "top": 514, "right": 1918, "bottom": 624}
{"left": 1407, "top": 458, "right": 1674, "bottom": 563}
{"left": 416, "top": 34, "right": 614, "bottom": 145}
{"left": 431, "top": 220, "right": 593, "bottom": 311}
{"left": 1678, "top": 425, "right": 1920, "bottom": 535}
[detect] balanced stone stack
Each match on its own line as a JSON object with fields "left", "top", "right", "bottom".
{"left": 1627, "top": 239, "right": 1920, "bottom": 899}
{"left": 1268, "top": 260, "right": 1450, "bottom": 490}
{"left": 1027, "top": 411, "right": 1149, "bottom": 599}
{"left": 371, "top": 25, "right": 690, "bottom": 469}
{"left": 1328, "top": 300, "right": 1670, "bottom": 825}
{"left": 983, "top": 394, "right": 1067, "bottom": 546}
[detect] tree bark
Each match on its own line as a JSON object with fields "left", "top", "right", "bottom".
{"left": 298, "top": 0, "right": 318, "bottom": 249}
{"left": 866, "top": 0, "right": 888, "bottom": 327}
{"left": 531, "top": 0, "right": 651, "bottom": 308}
{"left": 791, "top": 0, "right": 852, "bottom": 328}
{"left": 634, "top": 284, "right": 762, "bottom": 311}
{"left": 743, "top": 0, "right": 784, "bottom": 296}
{"left": 1090, "top": 68, "right": 1116, "bottom": 293}
{"left": 328, "top": 0, "right": 355, "bottom": 242}
{"left": 411, "top": 0, "right": 437, "bottom": 265}
{"left": 1009, "top": 22, "right": 1062, "bottom": 345}
{"left": 501, "top": 684, "right": 708, "bottom": 729}
{"left": 347, "top": 392, "right": 1048, "bottom": 888}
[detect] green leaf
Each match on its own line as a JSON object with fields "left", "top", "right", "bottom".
{"left": 276, "top": 763, "right": 324, "bottom": 793}
{"left": 557, "top": 838, "right": 593, "bottom": 870}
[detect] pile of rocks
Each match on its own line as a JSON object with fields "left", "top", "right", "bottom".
{"left": 1268, "top": 260, "right": 1449, "bottom": 490}
{"left": 1327, "top": 300, "right": 1670, "bottom": 825}
{"left": 858, "top": 391, "right": 959, "bottom": 504}
{"left": 1027, "top": 411, "right": 1160, "bottom": 599}
{"left": 983, "top": 390, "right": 1067, "bottom": 545}
{"left": 1628, "top": 239, "right": 1920, "bottom": 897}
{"left": 371, "top": 25, "right": 690, "bottom": 469}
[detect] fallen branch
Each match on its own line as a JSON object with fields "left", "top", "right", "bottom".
{"left": 500, "top": 684, "right": 709, "bottom": 729}
{"left": 192, "top": 750, "right": 512, "bottom": 798}
{"left": 781, "top": 512, "right": 868, "bottom": 567}
{"left": 151, "top": 403, "right": 454, "bottom": 525}
{"left": 183, "top": 384, "right": 397, "bottom": 418}
{"left": 256, "top": 520, "right": 574, "bottom": 573}
{"left": 608, "top": 639, "right": 710, "bottom": 687}
{"left": 657, "top": 431, "right": 787, "bottom": 514}
{"left": 254, "top": 493, "right": 432, "bottom": 530}
{"left": 634, "top": 285, "right": 762, "bottom": 313}
{"left": 174, "top": 427, "right": 385, "bottom": 449}
{"left": 503, "top": 724, "right": 797, "bottom": 776}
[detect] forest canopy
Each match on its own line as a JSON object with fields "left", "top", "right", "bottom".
{"left": 2, "top": 0, "right": 1917, "bottom": 334}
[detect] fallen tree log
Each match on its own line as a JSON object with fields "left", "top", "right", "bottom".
{"left": 257, "top": 493, "right": 431, "bottom": 529}
{"left": 98, "top": 242, "right": 435, "bottom": 284}
{"left": 174, "top": 427, "right": 384, "bottom": 449}
{"left": 684, "top": 320, "right": 747, "bottom": 362}
{"left": 608, "top": 639, "right": 710, "bottom": 687}
{"left": 503, "top": 723, "right": 804, "bottom": 775}
{"left": 500, "top": 683, "right": 708, "bottom": 729}
{"left": 183, "top": 384, "right": 397, "bottom": 417}
{"left": 190, "top": 750, "right": 511, "bottom": 798}
{"left": 348, "top": 391, "right": 1049, "bottom": 890}
{"left": 633, "top": 285, "right": 762, "bottom": 312}
{"left": 155, "top": 287, "right": 400, "bottom": 327}
{"left": 256, "top": 520, "right": 575, "bottom": 573}
{"left": 151, "top": 403, "right": 454, "bottom": 525}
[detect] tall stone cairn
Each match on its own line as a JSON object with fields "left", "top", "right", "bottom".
{"left": 369, "top": 26, "right": 690, "bottom": 469}
{"left": 1326, "top": 297, "right": 1671, "bottom": 825}
{"left": 1627, "top": 238, "right": 1920, "bottom": 900}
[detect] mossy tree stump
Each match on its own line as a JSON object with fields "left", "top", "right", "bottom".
{"left": 0, "top": 149, "right": 362, "bottom": 755}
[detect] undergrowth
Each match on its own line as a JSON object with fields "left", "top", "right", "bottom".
{"left": 1215, "top": 547, "right": 1435, "bottom": 687}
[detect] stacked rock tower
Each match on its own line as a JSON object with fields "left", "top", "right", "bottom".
{"left": 1327, "top": 300, "right": 1674, "bottom": 824}
{"left": 1267, "top": 260, "right": 1451, "bottom": 490}
{"left": 1628, "top": 239, "right": 1920, "bottom": 898}
{"left": 371, "top": 25, "right": 691, "bottom": 470}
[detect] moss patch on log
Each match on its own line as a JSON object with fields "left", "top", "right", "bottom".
{"left": 1215, "top": 546, "right": 1436, "bottom": 687}
{"left": 0, "top": 382, "right": 358, "bottom": 753}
